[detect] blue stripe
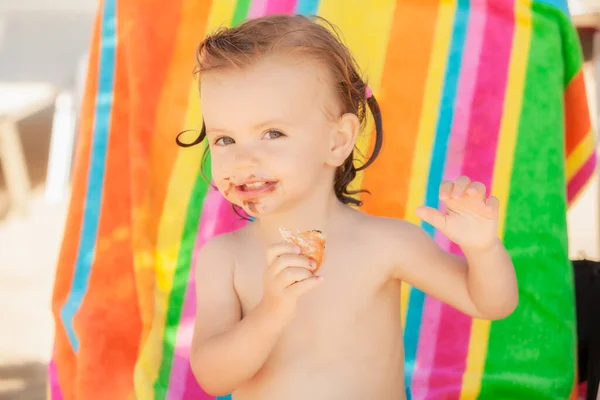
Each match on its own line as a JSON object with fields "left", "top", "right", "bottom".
{"left": 295, "top": 0, "right": 320, "bottom": 16}
{"left": 403, "top": 0, "right": 470, "bottom": 388}
{"left": 60, "top": 0, "right": 117, "bottom": 351}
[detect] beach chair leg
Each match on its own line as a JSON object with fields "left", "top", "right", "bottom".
{"left": 0, "top": 118, "right": 31, "bottom": 216}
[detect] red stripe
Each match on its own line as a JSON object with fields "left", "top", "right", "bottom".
{"left": 427, "top": 1, "right": 515, "bottom": 398}
{"left": 567, "top": 153, "right": 597, "bottom": 204}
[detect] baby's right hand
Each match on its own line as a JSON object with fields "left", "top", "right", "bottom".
{"left": 260, "top": 242, "right": 323, "bottom": 319}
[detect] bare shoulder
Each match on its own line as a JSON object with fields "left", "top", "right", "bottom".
{"left": 198, "top": 222, "right": 253, "bottom": 258}
{"left": 354, "top": 211, "right": 427, "bottom": 249}
{"left": 196, "top": 232, "right": 235, "bottom": 269}
{"left": 353, "top": 211, "right": 439, "bottom": 278}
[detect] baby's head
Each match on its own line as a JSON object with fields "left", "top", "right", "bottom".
{"left": 179, "top": 14, "right": 382, "bottom": 217}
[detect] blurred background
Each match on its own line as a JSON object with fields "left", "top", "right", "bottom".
{"left": 0, "top": 0, "right": 598, "bottom": 399}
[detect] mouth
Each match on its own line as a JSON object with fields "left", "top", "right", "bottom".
{"left": 234, "top": 179, "right": 279, "bottom": 199}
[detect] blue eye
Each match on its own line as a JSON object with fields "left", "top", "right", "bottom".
{"left": 263, "top": 130, "right": 285, "bottom": 139}
{"left": 214, "top": 136, "right": 235, "bottom": 146}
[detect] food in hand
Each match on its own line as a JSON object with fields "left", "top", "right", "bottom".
{"left": 279, "top": 227, "right": 326, "bottom": 273}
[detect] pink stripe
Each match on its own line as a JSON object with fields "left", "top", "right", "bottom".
{"left": 567, "top": 153, "right": 597, "bottom": 204}
{"left": 427, "top": 1, "right": 515, "bottom": 398}
{"left": 265, "top": 0, "right": 298, "bottom": 14}
{"left": 411, "top": 2, "right": 488, "bottom": 398}
{"left": 247, "top": 0, "right": 268, "bottom": 19}
{"left": 166, "top": 188, "right": 247, "bottom": 400}
{"left": 48, "top": 357, "right": 64, "bottom": 400}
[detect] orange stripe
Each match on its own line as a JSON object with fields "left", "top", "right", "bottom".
{"left": 362, "top": 0, "right": 440, "bottom": 219}
{"left": 131, "top": 0, "right": 214, "bottom": 343}
{"left": 564, "top": 70, "right": 591, "bottom": 155}
{"left": 51, "top": 6, "right": 102, "bottom": 398}
{"left": 73, "top": 2, "right": 143, "bottom": 397}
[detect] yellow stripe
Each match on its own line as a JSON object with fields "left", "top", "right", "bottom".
{"left": 134, "top": 1, "right": 237, "bottom": 398}
{"left": 401, "top": 281, "right": 410, "bottom": 328}
{"left": 210, "top": 0, "right": 237, "bottom": 27}
{"left": 459, "top": 1, "right": 532, "bottom": 398}
{"left": 400, "top": 0, "right": 455, "bottom": 325}
{"left": 317, "top": 0, "right": 397, "bottom": 197}
{"left": 566, "top": 131, "right": 594, "bottom": 180}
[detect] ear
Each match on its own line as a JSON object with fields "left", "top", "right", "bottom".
{"left": 326, "top": 113, "right": 360, "bottom": 167}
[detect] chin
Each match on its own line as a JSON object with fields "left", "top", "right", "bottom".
{"left": 237, "top": 197, "right": 292, "bottom": 218}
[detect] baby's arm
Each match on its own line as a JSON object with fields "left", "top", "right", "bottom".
{"left": 190, "top": 235, "right": 321, "bottom": 395}
{"left": 189, "top": 235, "right": 282, "bottom": 395}
{"left": 388, "top": 221, "right": 517, "bottom": 320}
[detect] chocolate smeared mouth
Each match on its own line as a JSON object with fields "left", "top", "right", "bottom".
{"left": 236, "top": 180, "right": 278, "bottom": 192}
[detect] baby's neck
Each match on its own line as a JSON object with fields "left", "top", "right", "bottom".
{"left": 253, "top": 193, "right": 346, "bottom": 243}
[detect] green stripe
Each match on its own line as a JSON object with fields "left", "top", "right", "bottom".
{"left": 557, "top": 10, "right": 584, "bottom": 86}
{"left": 479, "top": 4, "right": 576, "bottom": 399}
{"left": 154, "top": 149, "right": 213, "bottom": 398}
{"left": 232, "top": 0, "right": 252, "bottom": 26}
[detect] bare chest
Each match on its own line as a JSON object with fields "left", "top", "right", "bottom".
{"left": 233, "top": 242, "right": 401, "bottom": 353}
{"left": 234, "top": 243, "right": 383, "bottom": 319}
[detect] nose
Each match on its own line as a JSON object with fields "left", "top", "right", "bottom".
{"left": 232, "top": 143, "right": 261, "bottom": 170}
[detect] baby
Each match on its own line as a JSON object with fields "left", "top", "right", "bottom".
{"left": 183, "top": 14, "right": 518, "bottom": 399}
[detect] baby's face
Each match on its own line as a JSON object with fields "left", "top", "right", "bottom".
{"left": 201, "top": 56, "right": 341, "bottom": 217}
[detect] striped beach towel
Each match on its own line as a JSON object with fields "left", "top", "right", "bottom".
{"left": 50, "top": 0, "right": 596, "bottom": 399}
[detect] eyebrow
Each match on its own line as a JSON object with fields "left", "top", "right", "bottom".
{"left": 205, "top": 127, "right": 230, "bottom": 134}
{"left": 206, "top": 119, "right": 286, "bottom": 134}
{"left": 252, "top": 119, "right": 285, "bottom": 130}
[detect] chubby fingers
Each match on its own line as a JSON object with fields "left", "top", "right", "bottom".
{"left": 266, "top": 242, "right": 301, "bottom": 266}
{"left": 486, "top": 195, "right": 500, "bottom": 213}
{"left": 440, "top": 177, "right": 488, "bottom": 201}
{"left": 440, "top": 176, "right": 473, "bottom": 199}
{"left": 268, "top": 254, "right": 315, "bottom": 277}
{"left": 274, "top": 266, "right": 316, "bottom": 289}
{"left": 466, "top": 181, "right": 486, "bottom": 200}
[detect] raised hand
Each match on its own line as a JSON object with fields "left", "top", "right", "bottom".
{"left": 415, "top": 176, "right": 500, "bottom": 251}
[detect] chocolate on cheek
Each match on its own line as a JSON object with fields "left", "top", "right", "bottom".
{"left": 223, "top": 182, "right": 235, "bottom": 198}
{"left": 219, "top": 176, "right": 235, "bottom": 199}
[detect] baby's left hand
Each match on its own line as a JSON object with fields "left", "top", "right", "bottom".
{"left": 416, "top": 176, "right": 499, "bottom": 251}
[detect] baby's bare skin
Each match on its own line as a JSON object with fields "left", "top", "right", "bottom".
{"left": 231, "top": 219, "right": 405, "bottom": 399}
{"left": 191, "top": 202, "right": 516, "bottom": 399}
{"left": 192, "top": 208, "right": 415, "bottom": 399}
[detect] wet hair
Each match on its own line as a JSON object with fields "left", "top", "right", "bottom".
{"left": 176, "top": 14, "right": 383, "bottom": 208}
